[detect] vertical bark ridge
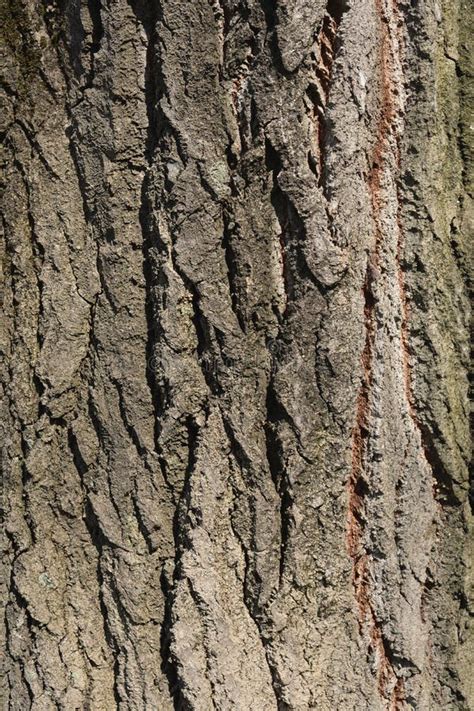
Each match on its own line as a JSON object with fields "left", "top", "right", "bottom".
{"left": 346, "top": 0, "right": 450, "bottom": 706}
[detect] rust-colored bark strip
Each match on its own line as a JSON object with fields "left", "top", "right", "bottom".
{"left": 348, "top": 0, "right": 408, "bottom": 706}
{"left": 348, "top": 0, "right": 461, "bottom": 704}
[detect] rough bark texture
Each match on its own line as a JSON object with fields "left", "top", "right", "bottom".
{"left": 1, "top": 0, "right": 472, "bottom": 708}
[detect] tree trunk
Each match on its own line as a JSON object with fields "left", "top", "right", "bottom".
{"left": 1, "top": 0, "right": 472, "bottom": 708}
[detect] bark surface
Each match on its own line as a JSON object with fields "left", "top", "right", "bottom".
{"left": 1, "top": 0, "right": 472, "bottom": 709}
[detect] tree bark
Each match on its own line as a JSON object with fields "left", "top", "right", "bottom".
{"left": 1, "top": 0, "right": 472, "bottom": 708}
